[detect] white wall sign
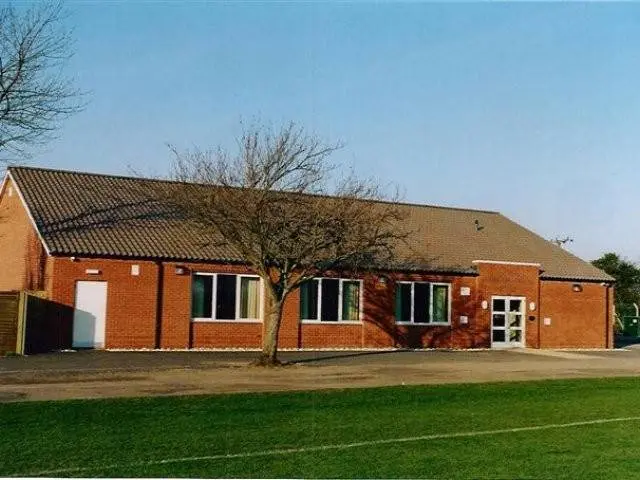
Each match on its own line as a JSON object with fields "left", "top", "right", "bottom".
{"left": 460, "top": 287, "right": 471, "bottom": 296}
{"left": 459, "top": 316, "right": 469, "bottom": 325}
{"left": 131, "top": 265, "right": 140, "bottom": 276}
{"left": 544, "top": 317, "right": 552, "bottom": 326}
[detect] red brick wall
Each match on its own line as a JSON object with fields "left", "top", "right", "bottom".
{"left": 158, "top": 262, "right": 191, "bottom": 349}
{"left": 160, "top": 262, "right": 263, "bottom": 349}
{"left": 301, "top": 323, "right": 363, "bottom": 348}
{"left": 539, "top": 280, "right": 613, "bottom": 348}
{"left": 192, "top": 322, "right": 262, "bottom": 348}
{"left": 0, "top": 178, "right": 49, "bottom": 291}
{"left": 362, "top": 273, "right": 479, "bottom": 349}
{"left": 50, "top": 258, "right": 160, "bottom": 349}
{"left": 278, "top": 281, "right": 301, "bottom": 349}
{"left": 281, "top": 272, "right": 478, "bottom": 349}
{"left": 475, "top": 262, "right": 541, "bottom": 348}
{"left": 44, "top": 256, "right": 612, "bottom": 350}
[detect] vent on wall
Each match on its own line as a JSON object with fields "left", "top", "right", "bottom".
{"left": 85, "top": 269, "right": 101, "bottom": 275}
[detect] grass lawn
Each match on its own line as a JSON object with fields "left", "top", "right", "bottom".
{"left": 3, "top": 377, "right": 640, "bottom": 478}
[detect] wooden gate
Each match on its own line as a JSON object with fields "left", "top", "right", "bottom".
{"left": 0, "top": 292, "right": 26, "bottom": 355}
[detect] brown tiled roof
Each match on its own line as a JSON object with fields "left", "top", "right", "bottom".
{"left": 6, "top": 166, "right": 613, "bottom": 282}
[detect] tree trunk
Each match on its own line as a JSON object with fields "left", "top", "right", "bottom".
{"left": 256, "top": 299, "right": 284, "bottom": 366}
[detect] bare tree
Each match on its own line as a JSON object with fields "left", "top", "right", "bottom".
{"left": 0, "top": 2, "right": 83, "bottom": 161}
{"left": 158, "top": 123, "right": 407, "bottom": 365}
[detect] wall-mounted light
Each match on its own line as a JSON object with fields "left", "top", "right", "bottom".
{"left": 572, "top": 283, "right": 583, "bottom": 293}
{"left": 375, "top": 275, "right": 388, "bottom": 290}
{"left": 175, "top": 265, "right": 188, "bottom": 275}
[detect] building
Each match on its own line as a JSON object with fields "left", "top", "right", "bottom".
{"left": 0, "top": 166, "right": 614, "bottom": 351}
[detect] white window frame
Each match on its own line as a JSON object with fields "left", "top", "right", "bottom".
{"left": 490, "top": 295, "right": 525, "bottom": 348}
{"left": 191, "top": 272, "right": 263, "bottom": 323}
{"left": 300, "top": 277, "right": 364, "bottom": 324}
{"left": 395, "top": 281, "right": 451, "bottom": 326}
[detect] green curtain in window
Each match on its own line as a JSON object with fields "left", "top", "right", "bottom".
{"left": 300, "top": 280, "right": 319, "bottom": 320}
{"left": 432, "top": 285, "right": 448, "bottom": 323}
{"left": 192, "top": 275, "right": 212, "bottom": 318}
{"left": 395, "top": 283, "right": 412, "bottom": 322}
{"left": 342, "top": 281, "right": 360, "bottom": 321}
{"left": 240, "top": 277, "right": 260, "bottom": 319}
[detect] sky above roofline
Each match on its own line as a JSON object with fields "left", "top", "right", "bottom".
{"left": 12, "top": 2, "right": 639, "bottom": 262}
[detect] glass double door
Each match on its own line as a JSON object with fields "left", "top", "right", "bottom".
{"left": 491, "top": 296, "right": 525, "bottom": 348}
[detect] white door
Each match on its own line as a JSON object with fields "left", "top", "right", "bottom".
{"left": 73, "top": 281, "right": 108, "bottom": 348}
{"left": 491, "top": 296, "right": 525, "bottom": 348}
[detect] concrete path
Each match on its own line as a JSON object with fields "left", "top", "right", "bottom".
{"left": 0, "top": 348, "right": 638, "bottom": 402}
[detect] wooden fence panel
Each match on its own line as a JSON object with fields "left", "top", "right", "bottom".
{"left": 0, "top": 293, "right": 20, "bottom": 355}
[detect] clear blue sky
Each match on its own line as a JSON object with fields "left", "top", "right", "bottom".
{"left": 28, "top": 2, "right": 640, "bottom": 262}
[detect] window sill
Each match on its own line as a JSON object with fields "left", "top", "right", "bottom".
{"left": 191, "top": 319, "right": 263, "bottom": 324}
{"left": 395, "top": 322, "right": 451, "bottom": 326}
{"left": 301, "top": 320, "right": 363, "bottom": 325}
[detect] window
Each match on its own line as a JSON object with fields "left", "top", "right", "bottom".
{"left": 299, "top": 278, "right": 362, "bottom": 322}
{"left": 395, "top": 282, "right": 450, "bottom": 324}
{"left": 191, "top": 273, "right": 262, "bottom": 321}
{"left": 240, "top": 276, "right": 261, "bottom": 319}
{"left": 216, "top": 274, "right": 236, "bottom": 320}
{"left": 192, "top": 275, "right": 213, "bottom": 318}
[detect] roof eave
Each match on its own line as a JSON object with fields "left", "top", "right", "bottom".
{"left": 0, "top": 170, "right": 9, "bottom": 198}
{"left": 540, "top": 275, "right": 615, "bottom": 284}
{"left": 48, "top": 249, "right": 248, "bottom": 265}
{"left": 46, "top": 249, "right": 482, "bottom": 277}
{"left": 5, "top": 170, "right": 52, "bottom": 257}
